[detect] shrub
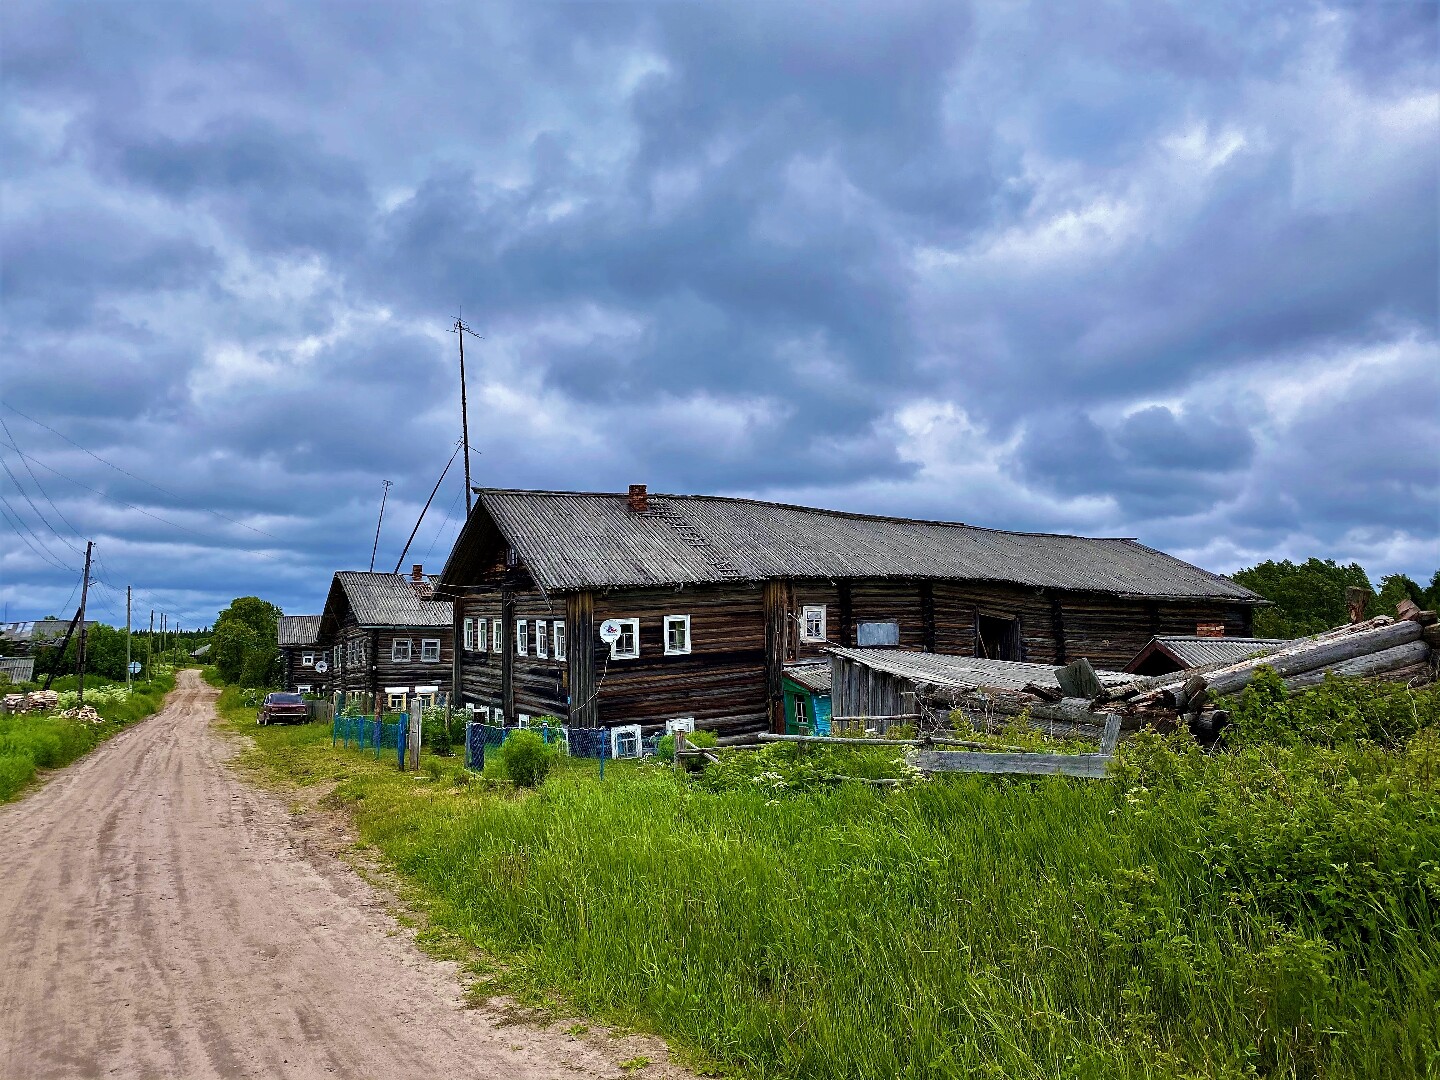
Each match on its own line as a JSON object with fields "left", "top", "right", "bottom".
{"left": 656, "top": 728, "right": 718, "bottom": 763}
{"left": 498, "top": 729, "right": 557, "bottom": 787}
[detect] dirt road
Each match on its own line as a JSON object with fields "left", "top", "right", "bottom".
{"left": 0, "top": 670, "right": 683, "bottom": 1079}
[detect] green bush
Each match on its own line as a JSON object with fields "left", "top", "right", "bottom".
{"left": 1223, "top": 667, "right": 1440, "bottom": 748}
{"left": 498, "top": 729, "right": 557, "bottom": 787}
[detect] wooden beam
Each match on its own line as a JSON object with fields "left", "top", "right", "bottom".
{"left": 567, "top": 591, "right": 596, "bottom": 727}
{"left": 500, "top": 585, "right": 515, "bottom": 724}
{"left": 450, "top": 597, "right": 465, "bottom": 707}
{"left": 908, "top": 750, "right": 1112, "bottom": 779}
{"left": 763, "top": 580, "right": 787, "bottom": 734}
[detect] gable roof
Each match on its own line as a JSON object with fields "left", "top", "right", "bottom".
{"left": 442, "top": 488, "right": 1263, "bottom": 603}
{"left": 827, "top": 647, "right": 1138, "bottom": 696}
{"left": 277, "top": 615, "right": 323, "bottom": 647}
{"left": 784, "top": 660, "right": 832, "bottom": 695}
{"left": 1124, "top": 635, "right": 1290, "bottom": 674}
{"left": 322, "top": 572, "right": 452, "bottom": 631}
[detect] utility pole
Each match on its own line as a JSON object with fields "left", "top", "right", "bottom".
{"left": 452, "top": 317, "right": 483, "bottom": 515}
{"left": 76, "top": 541, "right": 93, "bottom": 706}
{"left": 369, "top": 480, "right": 392, "bottom": 573}
{"left": 148, "top": 610, "right": 154, "bottom": 679}
{"left": 126, "top": 586, "right": 132, "bottom": 692}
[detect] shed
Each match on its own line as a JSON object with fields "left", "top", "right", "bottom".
{"left": 1123, "top": 635, "right": 1290, "bottom": 677}
{"left": 782, "top": 661, "right": 832, "bottom": 735}
{"left": 0, "top": 657, "right": 36, "bottom": 684}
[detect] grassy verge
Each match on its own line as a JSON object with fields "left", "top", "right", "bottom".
{"left": 222, "top": 690, "right": 1440, "bottom": 1080}
{"left": 0, "top": 670, "right": 176, "bottom": 802}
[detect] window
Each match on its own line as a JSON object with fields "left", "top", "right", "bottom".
{"left": 476, "top": 617, "right": 487, "bottom": 652}
{"left": 417, "top": 691, "right": 436, "bottom": 709}
{"left": 297, "top": 684, "right": 312, "bottom": 695}
{"left": 794, "top": 696, "right": 808, "bottom": 729}
{"left": 664, "top": 614, "right": 691, "bottom": 655}
{"left": 975, "top": 613, "right": 1021, "bottom": 662}
{"left": 421, "top": 638, "right": 441, "bottom": 662}
{"left": 518, "top": 713, "right": 530, "bottom": 728}
{"left": 301, "top": 651, "right": 315, "bottom": 668}
{"left": 534, "top": 620, "right": 548, "bottom": 658}
{"left": 386, "top": 692, "right": 406, "bottom": 711}
{"left": 491, "top": 619, "right": 502, "bottom": 653}
{"left": 553, "top": 620, "right": 566, "bottom": 661}
{"left": 610, "top": 618, "right": 640, "bottom": 659}
{"left": 801, "top": 605, "right": 827, "bottom": 643}
{"left": 463, "top": 618, "right": 475, "bottom": 652}
{"left": 515, "top": 620, "right": 528, "bottom": 656}
{"left": 856, "top": 620, "right": 900, "bottom": 647}
{"left": 391, "top": 639, "right": 413, "bottom": 662}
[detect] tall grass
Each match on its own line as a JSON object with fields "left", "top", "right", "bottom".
{"left": 0, "top": 672, "right": 175, "bottom": 802}
{"left": 231, "top": 704, "right": 1439, "bottom": 1080}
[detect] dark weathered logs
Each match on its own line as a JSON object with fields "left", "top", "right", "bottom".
{"left": 1199, "top": 620, "right": 1423, "bottom": 698}
{"left": 1283, "top": 641, "right": 1431, "bottom": 690}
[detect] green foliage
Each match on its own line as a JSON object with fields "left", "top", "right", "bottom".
{"left": 1223, "top": 667, "right": 1440, "bottom": 748}
{"left": 422, "top": 705, "right": 454, "bottom": 757}
{"left": 1375, "top": 572, "right": 1426, "bottom": 616}
{"left": 497, "top": 729, "right": 556, "bottom": 787}
{"left": 1231, "top": 558, "right": 1377, "bottom": 637}
{"left": 654, "top": 727, "right": 718, "bottom": 763}
{"left": 212, "top": 596, "right": 281, "bottom": 687}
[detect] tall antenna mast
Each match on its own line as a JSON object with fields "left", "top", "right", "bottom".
{"left": 451, "top": 314, "right": 483, "bottom": 515}
{"left": 369, "top": 479, "right": 392, "bottom": 572}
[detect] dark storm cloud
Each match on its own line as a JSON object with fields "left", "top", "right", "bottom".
{"left": 0, "top": 0, "right": 1436, "bottom": 622}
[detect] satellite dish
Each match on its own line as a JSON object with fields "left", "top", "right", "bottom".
{"left": 598, "top": 619, "right": 623, "bottom": 644}
{"left": 314, "top": 660, "right": 330, "bottom": 674}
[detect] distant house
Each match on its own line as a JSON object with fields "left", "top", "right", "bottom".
{"left": 783, "top": 661, "right": 832, "bottom": 735}
{"left": 437, "top": 486, "right": 1265, "bottom": 737}
{"left": 277, "top": 615, "right": 327, "bottom": 694}
{"left": 1123, "top": 635, "right": 1290, "bottom": 677}
{"left": 316, "top": 566, "right": 453, "bottom": 710}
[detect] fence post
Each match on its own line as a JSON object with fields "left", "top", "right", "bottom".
{"left": 407, "top": 692, "right": 421, "bottom": 771}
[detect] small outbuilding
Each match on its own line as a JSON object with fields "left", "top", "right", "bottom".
{"left": 1123, "top": 635, "right": 1289, "bottom": 677}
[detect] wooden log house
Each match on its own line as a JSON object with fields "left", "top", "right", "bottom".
{"left": 316, "top": 566, "right": 454, "bottom": 710}
{"left": 277, "top": 614, "right": 329, "bottom": 695}
{"left": 436, "top": 486, "right": 1266, "bottom": 738}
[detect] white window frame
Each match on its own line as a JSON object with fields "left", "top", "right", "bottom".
{"left": 517, "top": 713, "right": 530, "bottom": 728}
{"left": 297, "top": 684, "right": 312, "bottom": 695}
{"left": 534, "top": 619, "right": 549, "bottom": 658}
{"left": 491, "top": 619, "right": 502, "bottom": 654}
{"left": 420, "top": 638, "right": 441, "bottom": 663}
{"left": 476, "top": 616, "right": 487, "bottom": 652}
{"left": 301, "top": 651, "right": 315, "bottom": 668}
{"left": 463, "top": 618, "right": 475, "bottom": 652}
{"left": 611, "top": 723, "right": 642, "bottom": 759}
{"left": 391, "top": 638, "right": 413, "bottom": 663}
{"left": 554, "top": 620, "right": 566, "bottom": 661}
{"left": 609, "top": 618, "right": 640, "bottom": 660}
{"left": 663, "top": 614, "right": 692, "bottom": 656}
{"left": 801, "top": 605, "right": 827, "bottom": 643}
{"left": 795, "top": 696, "right": 808, "bottom": 728}
{"left": 515, "top": 620, "right": 528, "bottom": 656}
{"left": 664, "top": 717, "right": 695, "bottom": 735}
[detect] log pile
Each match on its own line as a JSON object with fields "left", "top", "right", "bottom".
{"left": 930, "top": 605, "right": 1437, "bottom": 742}
{"left": 2, "top": 689, "right": 59, "bottom": 714}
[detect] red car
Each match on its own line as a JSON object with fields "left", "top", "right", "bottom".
{"left": 257, "top": 692, "right": 308, "bottom": 725}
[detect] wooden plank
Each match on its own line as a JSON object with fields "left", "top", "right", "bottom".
{"left": 567, "top": 591, "right": 595, "bottom": 727}
{"left": 759, "top": 733, "right": 925, "bottom": 747}
{"left": 909, "top": 750, "right": 1112, "bottom": 779}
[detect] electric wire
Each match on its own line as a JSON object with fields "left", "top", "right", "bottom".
{"left": 0, "top": 414, "right": 87, "bottom": 545}
{"left": 0, "top": 492, "right": 77, "bottom": 571}
{"left": 1, "top": 402, "right": 284, "bottom": 543}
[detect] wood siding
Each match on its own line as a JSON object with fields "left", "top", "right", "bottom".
{"left": 328, "top": 614, "right": 453, "bottom": 699}
{"left": 280, "top": 645, "right": 331, "bottom": 695}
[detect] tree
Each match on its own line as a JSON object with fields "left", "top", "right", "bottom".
{"left": 1371, "top": 573, "right": 1426, "bottom": 619}
{"left": 212, "top": 596, "right": 282, "bottom": 687}
{"left": 1231, "top": 559, "right": 1375, "bottom": 639}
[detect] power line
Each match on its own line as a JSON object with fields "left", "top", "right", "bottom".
{"left": 0, "top": 492, "right": 77, "bottom": 571}
{"left": 0, "top": 452, "right": 85, "bottom": 558}
{"left": 1, "top": 401, "right": 285, "bottom": 543}
{"left": 0, "top": 438, "right": 282, "bottom": 562}
{"left": 0, "top": 414, "right": 87, "bottom": 545}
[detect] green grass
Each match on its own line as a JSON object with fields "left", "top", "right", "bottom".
{"left": 0, "top": 671, "right": 175, "bottom": 802}
{"left": 224, "top": 693, "right": 1440, "bottom": 1080}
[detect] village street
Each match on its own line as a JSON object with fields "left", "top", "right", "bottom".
{"left": 0, "top": 670, "right": 681, "bottom": 1080}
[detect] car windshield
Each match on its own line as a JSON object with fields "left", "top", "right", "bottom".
{"left": 268, "top": 693, "right": 304, "bottom": 704}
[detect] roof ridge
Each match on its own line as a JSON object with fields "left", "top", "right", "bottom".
{"left": 478, "top": 487, "right": 1143, "bottom": 542}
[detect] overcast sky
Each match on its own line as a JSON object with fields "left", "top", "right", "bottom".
{"left": 1, "top": 1, "right": 1437, "bottom": 627}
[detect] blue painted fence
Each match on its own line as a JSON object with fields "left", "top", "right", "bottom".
{"left": 332, "top": 712, "right": 407, "bottom": 767}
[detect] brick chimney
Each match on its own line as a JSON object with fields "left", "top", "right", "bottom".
{"left": 411, "top": 563, "right": 424, "bottom": 582}
{"left": 627, "top": 484, "right": 649, "bottom": 513}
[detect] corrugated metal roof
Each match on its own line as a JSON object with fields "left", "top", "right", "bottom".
{"left": 827, "top": 647, "right": 1137, "bottom": 696}
{"left": 0, "top": 657, "right": 35, "bottom": 682}
{"left": 330, "top": 572, "right": 452, "bottom": 628}
{"left": 277, "top": 615, "right": 323, "bottom": 647}
{"left": 784, "top": 661, "right": 832, "bottom": 694}
{"left": 464, "top": 489, "right": 1262, "bottom": 601}
{"left": 1148, "top": 636, "right": 1290, "bottom": 669}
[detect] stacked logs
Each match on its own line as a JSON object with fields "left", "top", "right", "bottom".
{"left": 927, "top": 604, "right": 1437, "bottom": 742}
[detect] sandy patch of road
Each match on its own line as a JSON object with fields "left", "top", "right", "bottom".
{"left": 0, "top": 669, "right": 692, "bottom": 1079}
